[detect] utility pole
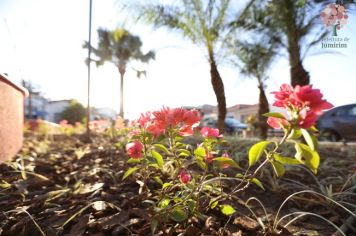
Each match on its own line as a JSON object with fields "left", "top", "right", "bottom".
{"left": 86, "top": 0, "right": 93, "bottom": 138}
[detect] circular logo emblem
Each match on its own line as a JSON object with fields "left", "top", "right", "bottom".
{"left": 321, "top": 3, "right": 348, "bottom": 36}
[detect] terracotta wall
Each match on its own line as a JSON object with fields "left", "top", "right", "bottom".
{"left": 0, "top": 74, "right": 27, "bottom": 162}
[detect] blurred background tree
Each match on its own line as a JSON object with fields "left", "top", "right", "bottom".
{"left": 137, "top": 0, "right": 234, "bottom": 132}
{"left": 60, "top": 100, "right": 86, "bottom": 124}
{"left": 83, "top": 28, "right": 155, "bottom": 119}
{"left": 228, "top": 38, "right": 277, "bottom": 139}
{"left": 231, "top": 0, "right": 331, "bottom": 86}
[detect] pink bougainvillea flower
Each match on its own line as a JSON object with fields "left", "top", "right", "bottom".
{"left": 270, "top": 84, "right": 333, "bottom": 129}
{"left": 143, "top": 107, "right": 201, "bottom": 137}
{"left": 128, "top": 130, "right": 141, "bottom": 139}
{"left": 179, "top": 125, "right": 194, "bottom": 136}
{"left": 294, "top": 85, "right": 333, "bottom": 115}
{"left": 147, "top": 124, "right": 165, "bottom": 137}
{"left": 271, "top": 84, "right": 298, "bottom": 108}
{"left": 138, "top": 112, "right": 152, "bottom": 128}
{"left": 89, "top": 120, "right": 110, "bottom": 133}
{"left": 171, "top": 108, "right": 186, "bottom": 126}
{"left": 267, "top": 117, "right": 290, "bottom": 129}
{"left": 152, "top": 106, "right": 170, "bottom": 129}
{"left": 272, "top": 84, "right": 333, "bottom": 113}
{"left": 126, "top": 141, "right": 144, "bottom": 159}
{"left": 183, "top": 109, "right": 201, "bottom": 126}
{"left": 178, "top": 170, "right": 191, "bottom": 184}
{"left": 59, "top": 120, "right": 68, "bottom": 126}
{"left": 200, "top": 126, "right": 222, "bottom": 138}
{"left": 298, "top": 109, "right": 319, "bottom": 129}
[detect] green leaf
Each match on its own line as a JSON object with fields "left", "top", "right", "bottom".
{"left": 151, "top": 150, "right": 164, "bottom": 169}
{"left": 195, "top": 156, "right": 207, "bottom": 170}
{"left": 220, "top": 204, "right": 236, "bottom": 216}
{"left": 294, "top": 143, "right": 320, "bottom": 174}
{"left": 173, "top": 196, "right": 182, "bottom": 203}
{"left": 162, "top": 183, "right": 173, "bottom": 189}
{"left": 122, "top": 167, "right": 139, "bottom": 180}
{"left": 187, "top": 200, "right": 196, "bottom": 212}
{"left": 271, "top": 161, "right": 285, "bottom": 177}
{"left": 194, "top": 147, "right": 206, "bottom": 157}
{"left": 209, "top": 200, "right": 219, "bottom": 209}
{"left": 287, "top": 128, "right": 302, "bottom": 140}
{"left": 170, "top": 207, "right": 187, "bottom": 222}
{"left": 0, "top": 180, "right": 11, "bottom": 189}
{"left": 154, "top": 176, "right": 163, "bottom": 185}
{"left": 148, "top": 163, "right": 159, "bottom": 169}
{"left": 251, "top": 178, "right": 265, "bottom": 190}
{"left": 308, "top": 126, "right": 318, "bottom": 133}
{"left": 297, "top": 0, "right": 306, "bottom": 7}
{"left": 235, "top": 173, "right": 244, "bottom": 178}
{"left": 213, "top": 157, "right": 240, "bottom": 169}
{"left": 153, "top": 143, "right": 169, "bottom": 154}
{"left": 177, "top": 149, "right": 191, "bottom": 157}
{"left": 301, "top": 129, "right": 318, "bottom": 151}
{"left": 174, "top": 136, "right": 183, "bottom": 142}
{"left": 248, "top": 141, "right": 271, "bottom": 166}
{"left": 263, "top": 112, "right": 285, "bottom": 119}
{"left": 127, "top": 158, "right": 141, "bottom": 164}
{"left": 159, "top": 199, "right": 171, "bottom": 209}
{"left": 273, "top": 153, "right": 301, "bottom": 165}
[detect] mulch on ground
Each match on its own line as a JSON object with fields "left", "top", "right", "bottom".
{"left": 0, "top": 134, "right": 355, "bottom": 235}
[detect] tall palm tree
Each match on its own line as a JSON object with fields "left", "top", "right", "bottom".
{"left": 138, "top": 0, "right": 232, "bottom": 131}
{"left": 231, "top": 0, "right": 330, "bottom": 86}
{"left": 84, "top": 28, "right": 155, "bottom": 119}
{"left": 229, "top": 39, "right": 277, "bottom": 139}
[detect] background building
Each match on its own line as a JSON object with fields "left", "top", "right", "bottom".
{"left": 46, "top": 100, "right": 71, "bottom": 123}
{"left": 24, "top": 93, "right": 48, "bottom": 120}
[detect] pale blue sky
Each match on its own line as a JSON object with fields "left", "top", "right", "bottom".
{"left": 1, "top": 0, "right": 355, "bottom": 119}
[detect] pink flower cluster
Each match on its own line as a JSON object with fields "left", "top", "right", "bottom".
{"left": 126, "top": 141, "right": 144, "bottom": 159}
{"left": 59, "top": 120, "right": 73, "bottom": 128}
{"left": 126, "top": 107, "right": 201, "bottom": 159}
{"left": 268, "top": 84, "right": 333, "bottom": 129}
{"left": 200, "top": 127, "right": 222, "bottom": 138}
{"left": 89, "top": 120, "right": 110, "bottom": 133}
{"left": 137, "top": 107, "right": 201, "bottom": 137}
{"left": 178, "top": 170, "right": 191, "bottom": 184}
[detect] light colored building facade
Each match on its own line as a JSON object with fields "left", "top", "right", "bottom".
{"left": 93, "top": 107, "right": 117, "bottom": 120}
{"left": 24, "top": 93, "right": 48, "bottom": 119}
{"left": 46, "top": 100, "right": 71, "bottom": 123}
{"left": 227, "top": 104, "right": 287, "bottom": 122}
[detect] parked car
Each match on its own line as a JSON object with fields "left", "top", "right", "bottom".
{"left": 203, "top": 117, "right": 247, "bottom": 135}
{"left": 317, "top": 103, "right": 356, "bottom": 141}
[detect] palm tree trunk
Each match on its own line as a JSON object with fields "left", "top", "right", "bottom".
{"left": 290, "top": 57, "right": 310, "bottom": 87}
{"left": 119, "top": 72, "right": 124, "bottom": 119}
{"left": 208, "top": 51, "right": 226, "bottom": 132}
{"left": 257, "top": 80, "right": 269, "bottom": 140}
{"left": 285, "top": 0, "right": 310, "bottom": 87}
{"left": 288, "top": 35, "right": 310, "bottom": 87}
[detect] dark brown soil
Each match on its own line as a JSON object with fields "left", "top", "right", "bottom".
{"left": 0, "top": 134, "right": 355, "bottom": 236}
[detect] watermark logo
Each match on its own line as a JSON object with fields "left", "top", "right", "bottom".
{"left": 321, "top": 3, "right": 348, "bottom": 37}
{"left": 321, "top": 2, "right": 350, "bottom": 49}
